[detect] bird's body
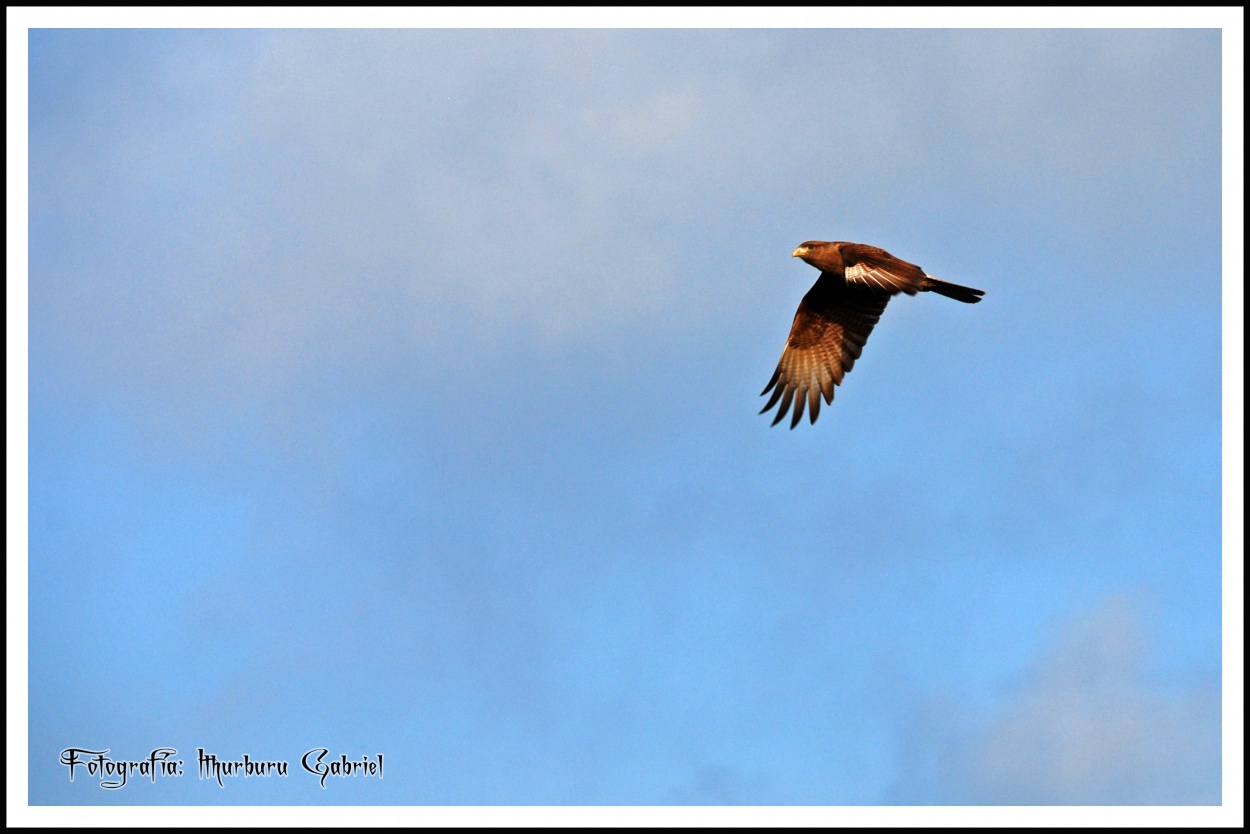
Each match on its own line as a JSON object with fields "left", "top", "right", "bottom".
{"left": 761, "top": 241, "right": 985, "bottom": 428}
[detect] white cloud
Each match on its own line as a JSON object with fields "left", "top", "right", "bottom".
{"left": 29, "top": 30, "right": 1220, "bottom": 426}
{"left": 888, "top": 596, "right": 1220, "bottom": 805}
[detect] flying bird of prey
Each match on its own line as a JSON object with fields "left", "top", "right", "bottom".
{"left": 761, "top": 241, "right": 985, "bottom": 428}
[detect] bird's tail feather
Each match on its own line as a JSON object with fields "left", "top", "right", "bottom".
{"left": 922, "top": 277, "right": 985, "bottom": 304}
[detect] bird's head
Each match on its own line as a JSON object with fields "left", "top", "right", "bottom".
{"left": 791, "top": 241, "right": 830, "bottom": 266}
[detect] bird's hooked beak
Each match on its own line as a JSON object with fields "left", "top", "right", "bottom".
{"left": 792, "top": 247, "right": 807, "bottom": 258}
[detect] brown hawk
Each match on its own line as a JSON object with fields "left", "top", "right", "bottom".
{"left": 761, "top": 241, "right": 985, "bottom": 428}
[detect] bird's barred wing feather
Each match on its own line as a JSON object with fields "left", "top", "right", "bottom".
{"left": 760, "top": 281, "right": 891, "bottom": 428}
{"left": 840, "top": 243, "right": 927, "bottom": 295}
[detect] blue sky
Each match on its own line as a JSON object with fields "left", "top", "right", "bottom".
{"left": 16, "top": 21, "right": 1235, "bottom": 812}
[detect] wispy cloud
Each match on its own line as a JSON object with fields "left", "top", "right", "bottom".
{"left": 31, "top": 29, "right": 1220, "bottom": 422}
{"left": 888, "top": 596, "right": 1220, "bottom": 804}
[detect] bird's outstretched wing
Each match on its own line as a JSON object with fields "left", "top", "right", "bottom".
{"left": 839, "top": 243, "right": 928, "bottom": 295}
{"left": 760, "top": 277, "right": 891, "bottom": 428}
